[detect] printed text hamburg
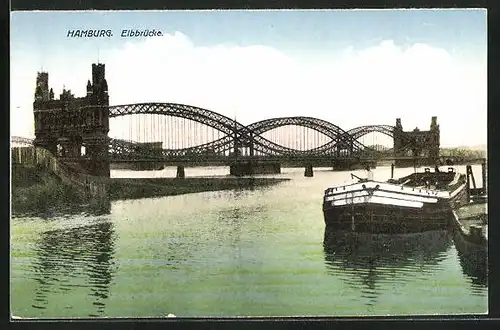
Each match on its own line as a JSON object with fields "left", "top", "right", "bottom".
{"left": 66, "top": 29, "right": 163, "bottom": 38}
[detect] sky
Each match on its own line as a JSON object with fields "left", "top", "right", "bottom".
{"left": 10, "top": 9, "right": 487, "bottom": 148}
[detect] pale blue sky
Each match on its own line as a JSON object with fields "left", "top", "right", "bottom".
{"left": 10, "top": 10, "right": 487, "bottom": 147}
{"left": 11, "top": 10, "right": 486, "bottom": 58}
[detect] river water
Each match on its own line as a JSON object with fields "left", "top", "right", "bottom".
{"left": 10, "top": 165, "right": 487, "bottom": 318}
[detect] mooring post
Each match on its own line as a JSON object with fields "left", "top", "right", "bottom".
{"left": 304, "top": 164, "right": 313, "bottom": 177}
{"left": 469, "top": 165, "right": 477, "bottom": 190}
{"left": 481, "top": 161, "right": 487, "bottom": 194}
{"left": 176, "top": 165, "right": 185, "bottom": 178}
{"left": 391, "top": 163, "right": 395, "bottom": 179}
{"left": 465, "top": 165, "right": 471, "bottom": 200}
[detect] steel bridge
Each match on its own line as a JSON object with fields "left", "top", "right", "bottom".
{"left": 14, "top": 106, "right": 429, "bottom": 161}
{"left": 25, "top": 63, "right": 441, "bottom": 176}
{"left": 17, "top": 101, "right": 421, "bottom": 161}
{"left": 104, "top": 102, "right": 402, "bottom": 160}
{"left": 18, "top": 102, "right": 439, "bottom": 164}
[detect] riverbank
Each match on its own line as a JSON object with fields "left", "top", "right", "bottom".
{"left": 11, "top": 165, "right": 290, "bottom": 215}
{"left": 11, "top": 166, "right": 86, "bottom": 216}
{"left": 107, "top": 177, "right": 290, "bottom": 200}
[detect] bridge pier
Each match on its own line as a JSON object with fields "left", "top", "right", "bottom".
{"left": 332, "top": 161, "right": 348, "bottom": 171}
{"left": 81, "top": 136, "right": 110, "bottom": 177}
{"left": 304, "top": 164, "right": 313, "bottom": 177}
{"left": 88, "top": 181, "right": 110, "bottom": 213}
{"left": 230, "top": 161, "right": 281, "bottom": 176}
{"left": 79, "top": 159, "right": 110, "bottom": 177}
{"left": 176, "top": 166, "right": 185, "bottom": 178}
{"left": 332, "top": 159, "right": 377, "bottom": 171}
{"left": 332, "top": 159, "right": 355, "bottom": 171}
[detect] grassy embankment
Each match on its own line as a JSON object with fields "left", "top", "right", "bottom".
{"left": 12, "top": 165, "right": 290, "bottom": 214}
{"left": 11, "top": 165, "right": 86, "bottom": 215}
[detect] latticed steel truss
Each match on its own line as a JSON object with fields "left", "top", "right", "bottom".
{"left": 346, "top": 125, "right": 395, "bottom": 140}
{"left": 246, "top": 117, "right": 368, "bottom": 154}
{"left": 16, "top": 103, "right": 408, "bottom": 160}
{"left": 346, "top": 125, "right": 415, "bottom": 148}
{"left": 108, "top": 103, "right": 397, "bottom": 159}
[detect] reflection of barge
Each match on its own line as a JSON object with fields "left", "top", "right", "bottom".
{"left": 323, "top": 229, "right": 452, "bottom": 269}
{"left": 322, "top": 167, "right": 468, "bottom": 233}
{"left": 323, "top": 229, "right": 452, "bottom": 302}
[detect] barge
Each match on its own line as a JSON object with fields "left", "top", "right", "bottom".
{"left": 322, "top": 167, "right": 468, "bottom": 233}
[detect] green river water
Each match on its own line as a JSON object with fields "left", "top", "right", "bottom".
{"left": 10, "top": 165, "right": 487, "bottom": 318}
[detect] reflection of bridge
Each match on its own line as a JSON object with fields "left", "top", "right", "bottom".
{"left": 21, "top": 63, "right": 442, "bottom": 177}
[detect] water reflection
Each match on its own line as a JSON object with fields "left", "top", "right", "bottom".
{"left": 160, "top": 231, "right": 197, "bottom": 270}
{"left": 86, "top": 199, "right": 112, "bottom": 216}
{"left": 214, "top": 205, "right": 267, "bottom": 246}
{"left": 12, "top": 199, "right": 111, "bottom": 220}
{"left": 156, "top": 206, "right": 267, "bottom": 271}
{"left": 323, "top": 228, "right": 452, "bottom": 306}
{"left": 30, "top": 220, "right": 116, "bottom": 317}
{"left": 452, "top": 230, "right": 488, "bottom": 289}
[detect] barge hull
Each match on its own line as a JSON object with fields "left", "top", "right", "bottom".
{"left": 323, "top": 203, "right": 452, "bottom": 233}
{"left": 322, "top": 175, "right": 469, "bottom": 233}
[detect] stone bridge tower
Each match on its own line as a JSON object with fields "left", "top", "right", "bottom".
{"left": 428, "top": 116, "right": 440, "bottom": 162}
{"left": 393, "top": 116, "right": 440, "bottom": 167}
{"left": 33, "top": 63, "right": 110, "bottom": 176}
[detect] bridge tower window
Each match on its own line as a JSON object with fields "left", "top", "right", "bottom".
{"left": 57, "top": 144, "right": 63, "bottom": 157}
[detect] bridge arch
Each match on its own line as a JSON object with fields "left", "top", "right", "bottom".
{"left": 108, "top": 103, "right": 322, "bottom": 156}
{"left": 245, "top": 117, "right": 370, "bottom": 154}
{"left": 346, "top": 125, "right": 396, "bottom": 140}
{"left": 108, "top": 104, "right": 388, "bottom": 157}
{"left": 344, "top": 125, "right": 417, "bottom": 152}
{"left": 110, "top": 103, "right": 239, "bottom": 136}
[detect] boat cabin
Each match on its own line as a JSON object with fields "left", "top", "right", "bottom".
{"left": 388, "top": 167, "right": 461, "bottom": 190}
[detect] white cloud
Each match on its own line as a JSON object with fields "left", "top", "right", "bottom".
{"left": 10, "top": 32, "right": 486, "bottom": 147}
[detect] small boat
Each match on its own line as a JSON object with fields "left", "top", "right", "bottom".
{"left": 451, "top": 202, "right": 488, "bottom": 248}
{"left": 451, "top": 202, "right": 487, "bottom": 286}
{"left": 322, "top": 167, "right": 469, "bottom": 233}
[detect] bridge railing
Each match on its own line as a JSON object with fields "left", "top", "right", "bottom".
{"left": 11, "top": 146, "right": 107, "bottom": 199}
